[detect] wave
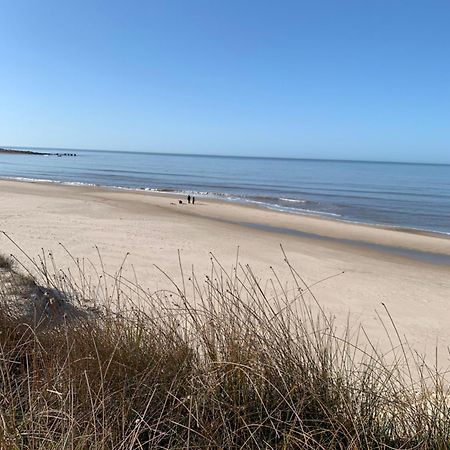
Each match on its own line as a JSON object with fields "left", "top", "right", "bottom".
{"left": 1, "top": 176, "right": 99, "bottom": 187}
{"left": 229, "top": 196, "right": 342, "bottom": 218}
{"left": 264, "top": 204, "right": 342, "bottom": 218}
{"left": 280, "top": 197, "right": 307, "bottom": 204}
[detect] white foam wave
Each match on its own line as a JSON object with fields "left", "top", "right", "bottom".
{"left": 266, "top": 204, "right": 342, "bottom": 217}
{"left": 280, "top": 197, "right": 306, "bottom": 203}
{"left": 1, "top": 176, "right": 99, "bottom": 187}
{"left": 237, "top": 197, "right": 342, "bottom": 217}
{"left": 62, "top": 181, "right": 98, "bottom": 187}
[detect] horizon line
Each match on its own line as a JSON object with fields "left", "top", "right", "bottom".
{"left": 3, "top": 144, "right": 450, "bottom": 167}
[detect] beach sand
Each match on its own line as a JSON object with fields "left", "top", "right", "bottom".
{"left": 1, "top": 179, "right": 449, "bottom": 359}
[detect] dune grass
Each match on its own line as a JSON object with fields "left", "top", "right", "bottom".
{"left": 0, "top": 240, "right": 449, "bottom": 449}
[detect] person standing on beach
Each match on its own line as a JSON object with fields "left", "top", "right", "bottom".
{"left": 192, "top": 196, "right": 195, "bottom": 205}
{"left": 187, "top": 195, "right": 191, "bottom": 204}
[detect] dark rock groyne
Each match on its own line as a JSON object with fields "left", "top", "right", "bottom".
{"left": 0, "top": 148, "right": 77, "bottom": 156}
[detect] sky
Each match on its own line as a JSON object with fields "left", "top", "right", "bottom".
{"left": 0, "top": 0, "right": 449, "bottom": 163}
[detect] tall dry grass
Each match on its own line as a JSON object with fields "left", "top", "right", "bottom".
{"left": 0, "top": 237, "right": 449, "bottom": 449}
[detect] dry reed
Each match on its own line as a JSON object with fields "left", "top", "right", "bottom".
{"left": 0, "top": 237, "right": 449, "bottom": 449}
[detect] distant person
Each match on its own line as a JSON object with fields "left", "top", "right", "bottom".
{"left": 187, "top": 195, "right": 191, "bottom": 204}
{"left": 192, "top": 196, "right": 195, "bottom": 205}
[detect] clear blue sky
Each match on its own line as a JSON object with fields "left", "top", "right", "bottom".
{"left": 0, "top": 0, "right": 449, "bottom": 163}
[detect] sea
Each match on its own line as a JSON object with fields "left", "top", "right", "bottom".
{"left": 1, "top": 147, "right": 450, "bottom": 236}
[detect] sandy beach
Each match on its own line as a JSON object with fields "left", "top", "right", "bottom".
{"left": 1, "top": 179, "right": 449, "bottom": 357}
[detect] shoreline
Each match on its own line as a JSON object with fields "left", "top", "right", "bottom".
{"left": 2, "top": 175, "right": 450, "bottom": 242}
{"left": 0, "top": 178, "right": 449, "bottom": 358}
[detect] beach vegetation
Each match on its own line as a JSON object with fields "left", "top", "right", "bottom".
{"left": 0, "top": 239, "right": 449, "bottom": 449}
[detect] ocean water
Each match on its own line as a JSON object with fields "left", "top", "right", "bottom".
{"left": 1, "top": 147, "right": 450, "bottom": 235}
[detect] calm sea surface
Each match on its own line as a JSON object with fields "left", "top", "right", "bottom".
{"left": 1, "top": 148, "right": 450, "bottom": 235}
